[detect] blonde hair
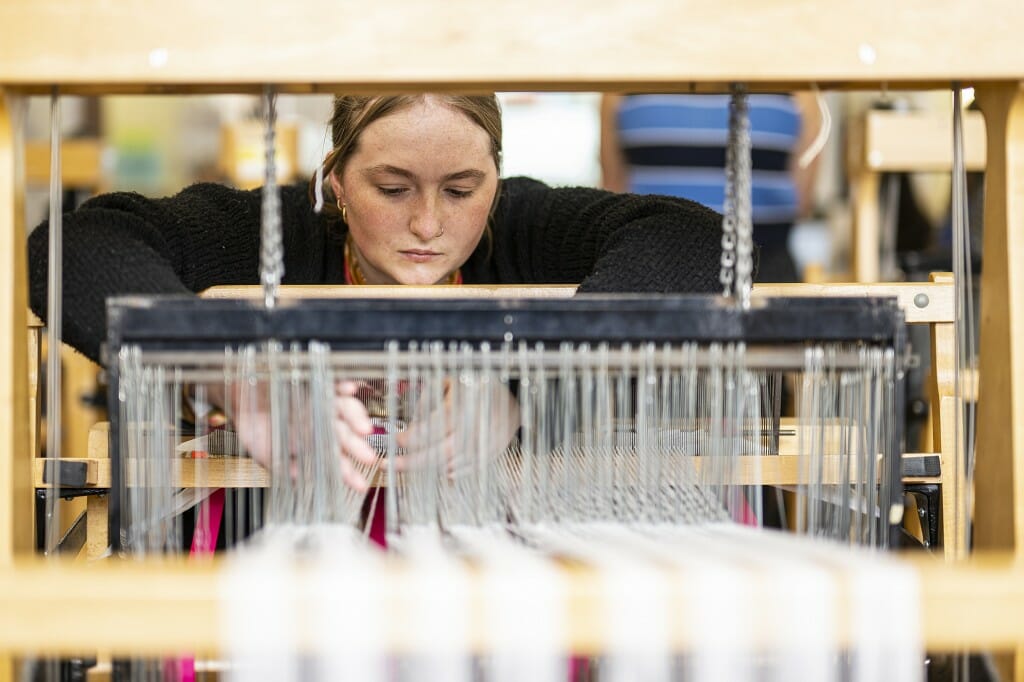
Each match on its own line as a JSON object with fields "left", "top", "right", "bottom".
{"left": 309, "top": 94, "right": 503, "bottom": 242}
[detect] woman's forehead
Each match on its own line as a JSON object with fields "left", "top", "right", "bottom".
{"left": 351, "top": 100, "right": 495, "bottom": 174}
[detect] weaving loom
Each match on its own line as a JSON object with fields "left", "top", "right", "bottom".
{"left": 103, "top": 292, "right": 914, "bottom": 681}
{"left": 92, "top": 83, "right": 917, "bottom": 678}
{"left": 5, "top": 1, "right": 1024, "bottom": 681}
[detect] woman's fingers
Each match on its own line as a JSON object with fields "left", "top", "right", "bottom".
{"left": 334, "top": 381, "right": 377, "bottom": 469}
{"left": 335, "top": 383, "right": 375, "bottom": 488}
{"left": 225, "top": 379, "right": 380, "bottom": 492}
{"left": 335, "top": 415, "right": 378, "bottom": 466}
{"left": 336, "top": 382, "right": 373, "bottom": 435}
{"left": 339, "top": 456, "right": 369, "bottom": 493}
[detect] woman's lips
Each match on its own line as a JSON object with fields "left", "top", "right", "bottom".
{"left": 400, "top": 249, "right": 441, "bottom": 263}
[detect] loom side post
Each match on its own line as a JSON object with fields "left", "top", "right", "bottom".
{"left": 0, "top": 89, "right": 31, "bottom": 682}
{"left": 974, "top": 81, "right": 1024, "bottom": 682}
{"left": 0, "top": 90, "right": 32, "bottom": 564}
{"left": 974, "top": 82, "right": 1024, "bottom": 556}
{"left": 925, "top": 273, "right": 969, "bottom": 560}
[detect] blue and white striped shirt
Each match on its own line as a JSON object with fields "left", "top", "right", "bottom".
{"left": 617, "top": 94, "right": 802, "bottom": 228}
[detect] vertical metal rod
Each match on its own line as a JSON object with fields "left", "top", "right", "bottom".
{"left": 44, "top": 88, "right": 62, "bottom": 557}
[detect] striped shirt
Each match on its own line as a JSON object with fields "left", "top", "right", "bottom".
{"left": 617, "top": 94, "right": 802, "bottom": 230}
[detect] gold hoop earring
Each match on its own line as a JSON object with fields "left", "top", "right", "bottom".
{"left": 338, "top": 200, "right": 347, "bottom": 224}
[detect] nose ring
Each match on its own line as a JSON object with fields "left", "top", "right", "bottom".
{"left": 436, "top": 225, "right": 445, "bottom": 239}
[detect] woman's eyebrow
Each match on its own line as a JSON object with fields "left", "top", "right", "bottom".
{"left": 362, "top": 164, "right": 416, "bottom": 179}
{"left": 361, "top": 165, "right": 486, "bottom": 182}
{"left": 443, "top": 169, "right": 486, "bottom": 182}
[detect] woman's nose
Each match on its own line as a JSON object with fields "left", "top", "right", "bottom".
{"left": 408, "top": 198, "right": 444, "bottom": 241}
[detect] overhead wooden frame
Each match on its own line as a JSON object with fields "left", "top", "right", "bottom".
{"left": 1, "top": 0, "right": 1023, "bottom": 94}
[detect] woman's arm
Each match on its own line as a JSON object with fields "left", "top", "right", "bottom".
{"left": 27, "top": 182, "right": 326, "bottom": 363}
{"left": 488, "top": 177, "right": 724, "bottom": 294}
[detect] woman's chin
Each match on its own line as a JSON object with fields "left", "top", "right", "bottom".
{"left": 394, "top": 273, "right": 449, "bottom": 286}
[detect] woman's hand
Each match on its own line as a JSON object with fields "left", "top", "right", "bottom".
{"left": 226, "top": 379, "right": 378, "bottom": 492}
{"left": 395, "top": 378, "right": 520, "bottom": 477}
{"left": 330, "top": 380, "right": 379, "bottom": 491}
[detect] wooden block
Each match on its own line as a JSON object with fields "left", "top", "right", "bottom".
{"left": 861, "top": 109, "right": 987, "bottom": 172}
{"left": 33, "top": 458, "right": 109, "bottom": 489}
{"left": 24, "top": 139, "right": 104, "bottom": 190}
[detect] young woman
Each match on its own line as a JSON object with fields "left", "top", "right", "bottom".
{"left": 30, "top": 94, "right": 724, "bottom": 360}
{"left": 28, "top": 93, "right": 726, "bottom": 488}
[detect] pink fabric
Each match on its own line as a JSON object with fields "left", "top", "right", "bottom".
{"left": 171, "top": 487, "right": 225, "bottom": 681}
{"left": 191, "top": 488, "right": 225, "bottom": 555}
{"left": 737, "top": 494, "right": 759, "bottom": 527}
{"left": 568, "top": 656, "right": 590, "bottom": 680}
{"left": 367, "top": 487, "right": 388, "bottom": 549}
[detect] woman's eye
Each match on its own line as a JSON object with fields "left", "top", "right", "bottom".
{"left": 378, "top": 186, "right": 408, "bottom": 197}
{"left": 446, "top": 188, "right": 473, "bottom": 199}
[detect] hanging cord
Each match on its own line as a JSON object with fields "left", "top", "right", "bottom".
{"left": 260, "top": 86, "right": 284, "bottom": 310}
{"left": 720, "top": 85, "right": 754, "bottom": 308}
{"left": 44, "top": 87, "right": 63, "bottom": 555}
{"left": 951, "top": 84, "right": 978, "bottom": 559}
{"left": 797, "top": 84, "right": 832, "bottom": 171}
{"left": 312, "top": 126, "right": 330, "bottom": 213}
{"left": 313, "top": 163, "right": 324, "bottom": 213}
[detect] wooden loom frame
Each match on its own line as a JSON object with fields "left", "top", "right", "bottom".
{"left": 3, "top": 0, "right": 1024, "bottom": 676}
{"left": 32, "top": 280, "right": 965, "bottom": 561}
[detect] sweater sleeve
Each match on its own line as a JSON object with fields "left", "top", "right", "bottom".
{"left": 491, "top": 176, "right": 725, "bottom": 294}
{"left": 27, "top": 182, "right": 323, "bottom": 364}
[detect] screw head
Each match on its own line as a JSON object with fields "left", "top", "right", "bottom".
{"left": 914, "top": 293, "right": 929, "bottom": 308}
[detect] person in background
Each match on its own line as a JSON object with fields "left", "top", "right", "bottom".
{"left": 600, "top": 92, "right": 822, "bottom": 282}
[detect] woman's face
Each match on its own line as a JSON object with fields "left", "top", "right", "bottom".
{"left": 331, "top": 98, "right": 499, "bottom": 285}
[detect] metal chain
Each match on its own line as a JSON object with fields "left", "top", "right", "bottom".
{"left": 720, "top": 85, "right": 754, "bottom": 308}
{"left": 719, "top": 94, "right": 737, "bottom": 298}
{"left": 260, "top": 86, "right": 284, "bottom": 309}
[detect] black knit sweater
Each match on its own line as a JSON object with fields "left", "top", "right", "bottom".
{"left": 28, "top": 176, "right": 724, "bottom": 364}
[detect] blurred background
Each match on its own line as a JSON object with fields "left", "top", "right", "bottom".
{"left": 22, "top": 88, "right": 980, "bottom": 286}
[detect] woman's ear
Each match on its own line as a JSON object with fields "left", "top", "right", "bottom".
{"left": 329, "top": 171, "right": 345, "bottom": 204}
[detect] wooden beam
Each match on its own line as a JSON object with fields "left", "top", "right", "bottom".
{"left": 33, "top": 457, "right": 271, "bottom": 490}
{"left": 0, "top": 554, "right": 1021, "bottom": 656}
{"left": 0, "top": 1, "right": 1022, "bottom": 92}
{"left": 754, "top": 281, "right": 954, "bottom": 324}
{"left": 974, "top": 83, "right": 1024, "bottom": 557}
{"left": 204, "top": 282, "right": 955, "bottom": 324}
{"left": 201, "top": 284, "right": 579, "bottom": 300}
{"left": 0, "top": 88, "right": 30, "bottom": 682}
{"left": 974, "top": 81, "right": 1024, "bottom": 682}
{"left": 0, "top": 92, "right": 31, "bottom": 566}
{"left": 32, "top": 454, "right": 908, "bottom": 490}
